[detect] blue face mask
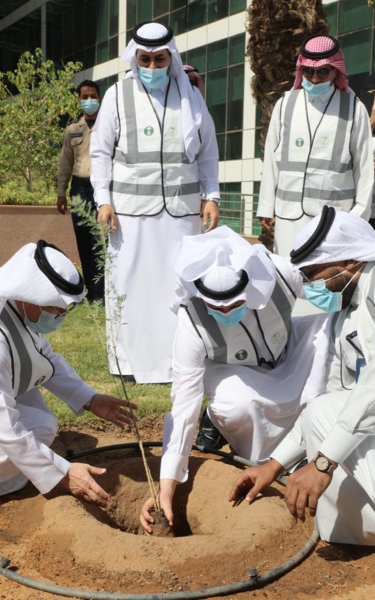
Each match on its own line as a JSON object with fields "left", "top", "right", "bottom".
{"left": 207, "top": 303, "right": 248, "bottom": 327}
{"left": 303, "top": 280, "right": 343, "bottom": 313}
{"left": 80, "top": 99, "right": 100, "bottom": 115}
{"left": 138, "top": 66, "right": 169, "bottom": 90}
{"left": 301, "top": 78, "right": 333, "bottom": 98}
{"left": 25, "top": 309, "right": 66, "bottom": 334}
{"left": 303, "top": 266, "right": 363, "bottom": 313}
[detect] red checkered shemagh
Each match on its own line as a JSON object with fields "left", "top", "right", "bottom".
{"left": 293, "top": 35, "right": 348, "bottom": 91}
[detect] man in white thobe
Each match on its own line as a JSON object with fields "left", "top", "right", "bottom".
{"left": 257, "top": 34, "right": 373, "bottom": 257}
{"left": 90, "top": 22, "right": 220, "bottom": 383}
{"left": 140, "top": 225, "right": 328, "bottom": 533}
{"left": 230, "top": 207, "right": 375, "bottom": 545}
{"left": 0, "top": 240, "right": 136, "bottom": 503}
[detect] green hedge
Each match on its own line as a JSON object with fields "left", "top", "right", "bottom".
{"left": 0, "top": 178, "right": 57, "bottom": 206}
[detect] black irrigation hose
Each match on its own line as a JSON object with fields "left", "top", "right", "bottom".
{"left": 0, "top": 441, "right": 319, "bottom": 599}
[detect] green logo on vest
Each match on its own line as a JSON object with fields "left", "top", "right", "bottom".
{"left": 235, "top": 349, "right": 248, "bottom": 361}
{"left": 271, "top": 332, "right": 280, "bottom": 344}
{"left": 295, "top": 138, "right": 304, "bottom": 147}
{"left": 144, "top": 126, "right": 154, "bottom": 136}
{"left": 34, "top": 376, "right": 46, "bottom": 386}
{"left": 320, "top": 136, "right": 329, "bottom": 146}
{"left": 168, "top": 126, "right": 177, "bottom": 137}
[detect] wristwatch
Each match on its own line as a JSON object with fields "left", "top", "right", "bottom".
{"left": 313, "top": 452, "right": 338, "bottom": 474}
{"left": 207, "top": 197, "right": 220, "bottom": 206}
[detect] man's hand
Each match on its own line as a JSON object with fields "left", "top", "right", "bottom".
{"left": 60, "top": 463, "right": 110, "bottom": 506}
{"left": 259, "top": 217, "right": 273, "bottom": 230}
{"left": 57, "top": 196, "right": 68, "bottom": 215}
{"left": 98, "top": 205, "right": 116, "bottom": 232}
{"left": 88, "top": 394, "right": 138, "bottom": 428}
{"left": 140, "top": 479, "right": 177, "bottom": 534}
{"left": 203, "top": 201, "right": 219, "bottom": 232}
{"left": 228, "top": 459, "right": 284, "bottom": 504}
{"left": 284, "top": 461, "right": 333, "bottom": 522}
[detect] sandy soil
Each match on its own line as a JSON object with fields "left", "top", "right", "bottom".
{"left": 0, "top": 418, "right": 374, "bottom": 600}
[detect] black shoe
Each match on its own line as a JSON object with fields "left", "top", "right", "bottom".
{"left": 196, "top": 408, "right": 227, "bottom": 451}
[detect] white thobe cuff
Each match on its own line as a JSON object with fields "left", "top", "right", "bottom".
{"left": 160, "top": 453, "right": 189, "bottom": 483}
{"left": 32, "top": 455, "right": 70, "bottom": 495}
{"left": 271, "top": 438, "right": 306, "bottom": 471}
{"left": 256, "top": 204, "right": 274, "bottom": 218}
{"left": 94, "top": 188, "right": 112, "bottom": 207}
{"left": 318, "top": 425, "right": 360, "bottom": 464}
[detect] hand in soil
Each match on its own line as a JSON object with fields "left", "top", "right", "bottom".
{"left": 140, "top": 481, "right": 176, "bottom": 534}
{"left": 228, "top": 460, "right": 284, "bottom": 504}
{"left": 60, "top": 462, "right": 110, "bottom": 506}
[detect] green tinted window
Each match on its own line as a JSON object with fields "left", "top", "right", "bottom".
{"left": 110, "top": 0, "right": 119, "bottom": 36}
{"left": 216, "top": 134, "right": 225, "bottom": 161}
{"left": 229, "top": 33, "right": 245, "bottom": 65}
{"left": 227, "top": 64, "right": 244, "bottom": 131}
{"left": 138, "top": 0, "right": 153, "bottom": 23}
{"left": 252, "top": 181, "right": 262, "bottom": 236}
{"left": 170, "top": 8, "right": 187, "bottom": 35}
{"left": 109, "top": 36, "right": 118, "bottom": 60}
{"left": 226, "top": 131, "right": 243, "bottom": 160}
{"left": 208, "top": 0, "right": 228, "bottom": 23}
{"left": 154, "top": 0, "right": 169, "bottom": 18}
{"left": 207, "top": 39, "right": 228, "bottom": 70}
{"left": 255, "top": 128, "right": 262, "bottom": 159}
{"left": 229, "top": 0, "right": 246, "bottom": 16}
{"left": 207, "top": 68, "right": 227, "bottom": 133}
{"left": 171, "top": 0, "right": 186, "bottom": 9}
{"left": 340, "top": 30, "right": 371, "bottom": 76}
{"left": 338, "top": 0, "right": 372, "bottom": 35}
{"left": 97, "top": 0, "right": 109, "bottom": 43}
{"left": 126, "top": 0, "right": 137, "bottom": 29}
{"left": 324, "top": 2, "right": 338, "bottom": 36}
{"left": 97, "top": 41, "right": 109, "bottom": 64}
{"left": 188, "top": 0, "right": 207, "bottom": 30}
{"left": 188, "top": 46, "right": 206, "bottom": 73}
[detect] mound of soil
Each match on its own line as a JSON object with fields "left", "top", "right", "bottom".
{"left": 0, "top": 420, "right": 375, "bottom": 600}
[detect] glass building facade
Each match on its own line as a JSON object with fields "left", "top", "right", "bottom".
{"left": 1, "top": 0, "right": 371, "bottom": 235}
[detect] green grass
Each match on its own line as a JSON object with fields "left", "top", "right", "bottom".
{"left": 42, "top": 301, "right": 172, "bottom": 426}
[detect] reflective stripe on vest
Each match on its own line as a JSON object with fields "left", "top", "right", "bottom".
{"left": 274, "top": 89, "right": 356, "bottom": 220}
{"left": 0, "top": 303, "right": 54, "bottom": 395}
{"left": 185, "top": 275, "right": 294, "bottom": 366}
{"left": 111, "top": 78, "right": 201, "bottom": 217}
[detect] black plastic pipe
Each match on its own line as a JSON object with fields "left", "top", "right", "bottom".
{"left": 0, "top": 441, "right": 318, "bottom": 599}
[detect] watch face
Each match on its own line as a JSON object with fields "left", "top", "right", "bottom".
{"left": 315, "top": 455, "right": 330, "bottom": 472}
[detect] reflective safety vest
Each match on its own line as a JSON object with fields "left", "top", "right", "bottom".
{"left": 111, "top": 78, "right": 201, "bottom": 217}
{"left": 183, "top": 270, "right": 295, "bottom": 367}
{"left": 0, "top": 302, "right": 54, "bottom": 396}
{"left": 274, "top": 88, "right": 357, "bottom": 220}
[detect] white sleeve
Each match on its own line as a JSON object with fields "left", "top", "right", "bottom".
{"left": 257, "top": 98, "right": 283, "bottom": 218}
{"left": 195, "top": 91, "right": 220, "bottom": 199}
{"left": 349, "top": 99, "right": 373, "bottom": 221}
{"left": 160, "top": 307, "right": 206, "bottom": 482}
{"left": 90, "top": 85, "right": 119, "bottom": 207}
{"left": 41, "top": 336, "right": 96, "bottom": 413}
{"left": 270, "top": 254, "right": 304, "bottom": 298}
{"left": 271, "top": 412, "right": 307, "bottom": 469}
{"left": 0, "top": 336, "right": 71, "bottom": 494}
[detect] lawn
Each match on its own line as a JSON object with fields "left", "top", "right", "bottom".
{"left": 42, "top": 301, "right": 172, "bottom": 426}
